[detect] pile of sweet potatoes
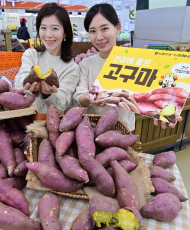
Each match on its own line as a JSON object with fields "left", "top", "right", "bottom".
{"left": 26, "top": 105, "right": 139, "bottom": 202}
{"left": 0, "top": 79, "right": 36, "bottom": 110}
{"left": 73, "top": 47, "right": 99, "bottom": 65}
{"left": 131, "top": 87, "right": 188, "bottom": 123}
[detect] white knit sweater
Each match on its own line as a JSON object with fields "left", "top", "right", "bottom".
{"left": 73, "top": 53, "right": 135, "bottom": 131}
{"left": 15, "top": 48, "right": 80, "bottom": 114}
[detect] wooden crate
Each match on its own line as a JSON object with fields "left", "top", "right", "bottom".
{"left": 132, "top": 97, "right": 190, "bottom": 153}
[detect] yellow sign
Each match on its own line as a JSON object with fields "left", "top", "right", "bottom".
{"left": 92, "top": 47, "right": 190, "bottom": 124}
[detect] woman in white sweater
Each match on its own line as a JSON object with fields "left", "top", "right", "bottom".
{"left": 73, "top": 3, "right": 182, "bottom": 130}
{"left": 15, "top": 3, "right": 79, "bottom": 114}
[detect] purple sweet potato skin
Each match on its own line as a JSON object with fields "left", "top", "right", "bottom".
{"left": 140, "top": 193, "right": 181, "bottom": 221}
{"left": 9, "top": 131, "right": 26, "bottom": 147}
{"left": 0, "top": 201, "right": 41, "bottom": 230}
{"left": 153, "top": 151, "right": 176, "bottom": 169}
{"left": 0, "top": 123, "right": 11, "bottom": 133}
{"left": 0, "top": 79, "right": 9, "bottom": 93}
{"left": 46, "top": 105, "right": 60, "bottom": 133}
{"left": 151, "top": 178, "right": 188, "bottom": 202}
{"left": 8, "top": 87, "right": 25, "bottom": 96}
{"left": 139, "top": 226, "right": 147, "bottom": 230}
{"left": 38, "top": 193, "right": 62, "bottom": 230}
{"left": 89, "top": 195, "right": 119, "bottom": 217}
{"left": 0, "top": 130, "right": 17, "bottom": 177}
{"left": 149, "top": 165, "right": 176, "bottom": 182}
{"left": 55, "top": 131, "right": 75, "bottom": 155}
{"left": 49, "top": 131, "right": 60, "bottom": 150}
{"left": 80, "top": 155, "right": 116, "bottom": 197}
{"left": 15, "top": 115, "right": 33, "bottom": 130}
{"left": 72, "top": 208, "right": 96, "bottom": 230}
{"left": 59, "top": 107, "right": 86, "bottom": 132}
{"left": 0, "top": 179, "right": 29, "bottom": 215}
{"left": 38, "top": 138, "right": 58, "bottom": 169}
{"left": 0, "top": 163, "right": 8, "bottom": 179}
{"left": 95, "top": 131, "right": 139, "bottom": 148}
{"left": 111, "top": 160, "right": 139, "bottom": 209}
{"left": 14, "top": 160, "right": 28, "bottom": 177}
{"left": 94, "top": 108, "right": 119, "bottom": 138}
{"left": 14, "top": 148, "right": 26, "bottom": 165}
{"left": 76, "top": 115, "right": 95, "bottom": 158}
{"left": 0, "top": 92, "right": 36, "bottom": 110}
{"left": 55, "top": 152, "right": 89, "bottom": 182}
{"left": 95, "top": 147, "right": 130, "bottom": 168}
{"left": 118, "top": 160, "right": 138, "bottom": 172}
{"left": 3, "top": 177, "right": 27, "bottom": 190}
{"left": 25, "top": 162, "right": 83, "bottom": 192}
{"left": 8, "top": 118, "right": 24, "bottom": 132}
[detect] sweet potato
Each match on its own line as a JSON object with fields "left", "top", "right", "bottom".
{"left": 99, "top": 226, "right": 118, "bottom": 230}
{"left": 145, "top": 94, "right": 185, "bottom": 106}
{"left": 0, "top": 130, "right": 17, "bottom": 177}
{"left": 137, "top": 102, "right": 159, "bottom": 115}
{"left": 8, "top": 87, "right": 25, "bottom": 96}
{"left": 0, "top": 163, "right": 8, "bottom": 179}
{"left": 94, "top": 108, "right": 119, "bottom": 138}
{"left": 79, "top": 155, "right": 116, "bottom": 197}
{"left": 154, "top": 100, "right": 179, "bottom": 109}
{"left": 111, "top": 160, "right": 138, "bottom": 209}
{"left": 14, "top": 148, "right": 26, "bottom": 165}
{"left": 25, "top": 162, "right": 83, "bottom": 192}
{"left": 151, "top": 178, "right": 188, "bottom": 202}
{"left": 0, "top": 123, "right": 11, "bottom": 133}
{"left": 140, "top": 193, "right": 181, "bottom": 221}
{"left": 15, "top": 115, "right": 33, "bottom": 130}
{"left": 0, "top": 92, "right": 36, "bottom": 110}
{"left": 7, "top": 118, "right": 24, "bottom": 132}
{"left": 0, "top": 201, "right": 41, "bottom": 230}
{"left": 49, "top": 131, "right": 60, "bottom": 150}
{"left": 113, "top": 207, "right": 142, "bottom": 230}
{"left": 76, "top": 115, "right": 95, "bottom": 159}
{"left": 89, "top": 195, "right": 119, "bottom": 227}
{"left": 55, "top": 152, "right": 89, "bottom": 182}
{"left": 120, "top": 97, "right": 140, "bottom": 113}
{"left": 3, "top": 177, "right": 27, "bottom": 190}
{"left": 95, "top": 147, "right": 130, "bottom": 167}
{"left": 43, "top": 68, "right": 59, "bottom": 88}
{"left": 0, "top": 179, "right": 29, "bottom": 215}
{"left": 97, "top": 97, "right": 121, "bottom": 104}
{"left": 0, "top": 79, "right": 9, "bottom": 93}
{"left": 71, "top": 208, "right": 96, "bottom": 230}
{"left": 59, "top": 107, "right": 86, "bottom": 132}
{"left": 46, "top": 105, "right": 60, "bottom": 133}
{"left": 118, "top": 159, "right": 138, "bottom": 172}
{"left": 149, "top": 165, "right": 176, "bottom": 182}
{"left": 89, "top": 85, "right": 99, "bottom": 94}
{"left": 131, "top": 93, "right": 151, "bottom": 102}
{"left": 109, "top": 91, "right": 130, "bottom": 98}
{"left": 95, "top": 131, "right": 139, "bottom": 148}
{"left": 127, "top": 96, "right": 141, "bottom": 113}
{"left": 151, "top": 87, "right": 188, "bottom": 99}
{"left": 117, "top": 101, "right": 130, "bottom": 110}
{"left": 9, "top": 131, "right": 25, "bottom": 147}
{"left": 38, "top": 193, "right": 62, "bottom": 230}
{"left": 14, "top": 160, "right": 28, "bottom": 177}
{"left": 153, "top": 151, "right": 176, "bottom": 169}
{"left": 65, "top": 141, "right": 78, "bottom": 158}
{"left": 38, "top": 138, "right": 58, "bottom": 169}
{"left": 55, "top": 131, "right": 75, "bottom": 155}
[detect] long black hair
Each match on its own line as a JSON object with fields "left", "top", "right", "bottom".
{"left": 35, "top": 3, "right": 74, "bottom": 62}
{"left": 84, "top": 3, "right": 120, "bottom": 32}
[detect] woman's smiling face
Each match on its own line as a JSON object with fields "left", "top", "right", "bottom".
{"left": 39, "top": 15, "right": 65, "bottom": 56}
{"left": 88, "top": 13, "right": 120, "bottom": 58}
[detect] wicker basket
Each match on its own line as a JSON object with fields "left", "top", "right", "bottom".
{"left": 25, "top": 114, "right": 131, "bottom": 200}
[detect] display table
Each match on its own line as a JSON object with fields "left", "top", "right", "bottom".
{"left": 1, "top": 153, "right": 187, "bottom": 230}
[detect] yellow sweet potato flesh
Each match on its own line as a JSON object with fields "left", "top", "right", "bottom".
{"left": 41, "top": 68, "right": 52, "bottom": 79}
{"left": 33, "top": 65, "right": 42, "bottom": 78}
{"left": 113, "top": 209, "right": 139, "bottom": 230}
{"left": 93, "top": 210, "right": 113, "bottom": 227}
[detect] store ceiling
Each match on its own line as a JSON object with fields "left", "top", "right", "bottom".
{"left": 0, "top": 1, "right": 88, "bottom": 12}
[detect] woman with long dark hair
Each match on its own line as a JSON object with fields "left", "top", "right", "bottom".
{"left": 15, "top": 3, "right": 79, "bottom": 114}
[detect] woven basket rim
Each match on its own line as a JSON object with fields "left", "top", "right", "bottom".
{"left": 26, "top": 113, "right": 131, "bottom": 199}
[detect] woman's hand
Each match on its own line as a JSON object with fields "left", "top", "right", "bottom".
{"left": 24, "top": 82, "right": 41, "bottom": 92}
{"left": 154, "top": 115, "right": 183, "bottom": 129}
{"left": 41, "top": 81, "right": 58, "bottom": 95}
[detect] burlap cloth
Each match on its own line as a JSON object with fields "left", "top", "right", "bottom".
{"left": 26, "top": 121, "right": 154, "bottom": 210}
